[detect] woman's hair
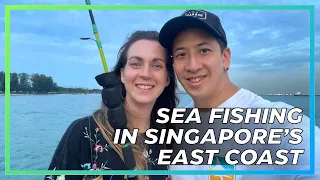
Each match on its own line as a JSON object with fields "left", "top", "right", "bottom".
{"left": 92, "top": 30, "right": 179, "bottom": 179}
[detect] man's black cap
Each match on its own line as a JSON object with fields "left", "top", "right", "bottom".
{"left": 159, "top": 9, "right": 227, "bottom": 51}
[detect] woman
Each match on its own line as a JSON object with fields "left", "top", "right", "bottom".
{"left": 45, "top": 30, "right": 179, "bottom": 180}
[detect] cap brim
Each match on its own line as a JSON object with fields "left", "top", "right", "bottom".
{"left": 159, "top": 16, "right": 221, "bottom": 51}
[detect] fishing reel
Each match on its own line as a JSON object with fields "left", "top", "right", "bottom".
{"left": 95, "top": 71, "right": 137, "bottom": 180}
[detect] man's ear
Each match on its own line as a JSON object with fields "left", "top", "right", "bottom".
{"left": 222, "top": 47, "right": 231, "bottom": 70}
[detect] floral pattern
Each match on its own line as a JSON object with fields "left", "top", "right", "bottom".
{"left": 82, "top": 126, "right": 162, "bottom": 179}
{"left": 83, "top": 127, "right": 113, "bottom": 172}
{"left": 45, "top": 167, "right": 66, "bottom": 180}
{"left": 46, "top": 175, "right": 65, "bottom": 180}
{"left": 44, "top": 117, "right": 170, "bottom": 180}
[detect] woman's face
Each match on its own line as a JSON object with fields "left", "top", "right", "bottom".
{"left": 120, "top": 39, "right": 170, "bottom": 106}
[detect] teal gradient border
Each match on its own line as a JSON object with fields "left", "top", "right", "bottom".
{"left": 4, "top": 4, "right": 315, "bottom": 176}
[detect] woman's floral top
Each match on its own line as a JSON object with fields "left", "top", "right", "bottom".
{"left": 44, "top": 116, "right": 170, "bottom": 180}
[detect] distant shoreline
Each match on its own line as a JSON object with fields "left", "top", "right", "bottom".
{"left": 0, "top": 92, "right": 101, "bottom": 96}
{"left": 177, "top": 92, "right": 319, "bottom": 96}
{"left": 1, "top": 93, "right": 319, "bottom": 96}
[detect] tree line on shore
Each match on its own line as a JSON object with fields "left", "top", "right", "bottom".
{"left": 0, "top": 71, "right": 101, "bottom": 94}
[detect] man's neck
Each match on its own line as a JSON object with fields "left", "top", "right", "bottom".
{"left": 194, "top": 79, "right": 240, "bottom": 108}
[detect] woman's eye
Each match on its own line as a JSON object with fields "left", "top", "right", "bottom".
{"left": 152, "top": 64, "right": 163, "bottom": 69}
{"left": 130, "top": 62, "right": 140, "bottom": 67}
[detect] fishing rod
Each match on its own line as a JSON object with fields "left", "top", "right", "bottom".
{"left": 84, "top": 0, "right": 137, "bottom": 179}
{"left": 84, "top": 0, "right": 108, "bottom": 72}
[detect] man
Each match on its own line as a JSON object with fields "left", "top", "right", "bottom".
{"left": 158, "top": 9, "right": 320, "bottom": 180}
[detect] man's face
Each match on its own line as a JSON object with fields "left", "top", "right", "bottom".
{"left": 172, "top": 28, "right": 231, "bottom": 101}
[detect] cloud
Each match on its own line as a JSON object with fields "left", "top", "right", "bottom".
{"left": 7, "top": 31, "right": 121, "bottom": 72}
{"left": 271, "top": 30, "right": 281, "bottom": 39}
{"left": 230, "top": 62, "right": 320, "bottom": 94}
{"left": 261, "top": 63, "right": 273, "bottom": 67}
{"left": 11, "top": 32, "right": 120, "bottom": 53}
{"left": 252, "top": 28, "right": 270, "bottom": 35}
{"left": 7, "top": 0, "right": 86, "bottom": 4}
{"left": 242, "top": 35, "right": 320, "bottom": 68}
{"left": 10, "top": 10, "right": 90, "bottom": 31}
{"left": 247, "top": 28, "right": 281, "bottom": 40}
{"left": 230, "top": 63, "right": 255, "bottom": 70}
{"left": 246, "top": 47, "right": 277, "bottom": 59}
{"left": 212, "top": 8, "right": 313, "bottom": 70}
{"left": 11, "top": 47, "right": 101, "bottom": 65}
{"left": 10, "top": 31, "right": 120, "bottom": 52}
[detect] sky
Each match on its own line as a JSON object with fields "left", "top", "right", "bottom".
{"left": 0, "top": 0, "right": 319, "bottom": 95}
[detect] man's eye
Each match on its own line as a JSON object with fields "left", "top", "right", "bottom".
{"left": 175, "top": 53, "right": 186, "bottom": 58}
{"left": 200, "top": 48, "right": 211, "bottom": 54}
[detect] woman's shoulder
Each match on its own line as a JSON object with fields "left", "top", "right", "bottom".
{"left": 65, "top": 115, "right": 97, "bottom": 133}
{"left": 58, "top": 115, "right": 99, "bottom": 145}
